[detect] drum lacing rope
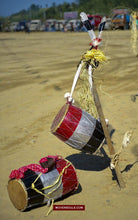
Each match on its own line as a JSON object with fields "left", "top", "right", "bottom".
{"left": 31, "top": 160, "right": 72, "bottom": 216}
{"left": 110, "top": 131, "right": 132, "bottom": 169}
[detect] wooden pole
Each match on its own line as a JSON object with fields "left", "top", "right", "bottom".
{"left": 92, "top": 82, "right": 125, "bottom": 188}
{"left": 79, "top": 11, "right": 125, "bottom": 187}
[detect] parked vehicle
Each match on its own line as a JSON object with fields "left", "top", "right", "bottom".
{"left": 29, "top": 20, "right": 41, "bottom": 31}
{"left": 111, "top": 9, "right": 130, "bottom": 29}
{"left": 16, "top": 21, "right": 27, "bottom": 31}
{"left": 10, "top": 22, "right": 19, "bottom": 31}
{"left": 112, "top": 14, "right": 130, "bottom": 29}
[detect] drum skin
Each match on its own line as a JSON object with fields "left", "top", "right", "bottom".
{"left": 51, "top": 103, "right": 105, "bottom": 154}
{"left": 8, "top": 169, "right": 45, "bottom": 211}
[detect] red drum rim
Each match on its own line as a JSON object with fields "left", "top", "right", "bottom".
{"left": 51, "top": 104, "right": 69, "bottom": 133}
{"left": 7, "top": 179, "right": 27, "bottom": 211}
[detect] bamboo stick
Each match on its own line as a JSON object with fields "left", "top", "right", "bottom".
{"left": 92, "top": 81, "right": 125, "bottom": 188}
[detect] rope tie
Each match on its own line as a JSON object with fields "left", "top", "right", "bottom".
{"left": 110, "top": 153, "right": 120, "bottom": 170}
{"left": 110, "top": 131, "right": 132, "bottom": 169}
{"left": 31, "top": 160, "right": 72, "bottom": 216}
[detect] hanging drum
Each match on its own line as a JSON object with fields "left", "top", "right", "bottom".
{"left": 7, "top": 155, "right": 78, "bottom": 211}
{"left": 51, "top": 103, "right": 105, "bottom": 154}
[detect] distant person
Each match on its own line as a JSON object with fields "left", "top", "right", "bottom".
{"left": 70, "top": 22, "right": 74, "bottom": 32}
{"left": 25, "top": 23, "right": 30, "bottom": 33}
{"left": 125, "top": 14, "right": 130, "bottom": 29}
{"left": 63, "top": 23, "right": 67, "bottom": 32}
{"left": 79, "top": 21, "right": 87, "bottom": 32}
{"left": 45, "top": 23, "right": 49, "bottom": 31}
{"left": 90, "top": 17, "right": 95, "bottom": 30}
{"left": 77, "top": 21, "right": 83, "bottom": 31}
{"left": 136, "top": 16, "right": 138, "bottom": 30}
{"left": 51, "top": 22, "right": 56, "bottom": 32}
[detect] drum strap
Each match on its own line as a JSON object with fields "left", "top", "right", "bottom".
{"left": 64, "top": 62, "right": 82, "bottom": 102}
{"left": 31, "top": 160, "right": 72, "bottom": 216}
{"left": 70, "top": 62, "right": 82, "bottom": 98}
{"left": 88, "top": 64, "right": 93, "bottom": 91}
{"left": 64, "top": 49, "right": 106, "bottom": 103}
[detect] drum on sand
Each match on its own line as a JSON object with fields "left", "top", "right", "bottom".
{"left": 7, "top": 156, "right": 78, "bottom": 211}
{"left": 51, "top": 103, "right": 105, "bottom": 154}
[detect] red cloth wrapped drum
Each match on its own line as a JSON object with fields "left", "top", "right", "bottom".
{"left": 7, "top": 156, "right": 78, "bottom": 211}
{"left": 51, "top": 103, "right": 105, "bottom": 154}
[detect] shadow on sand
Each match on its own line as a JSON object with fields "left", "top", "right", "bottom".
{"left": 66, "top": 147, "right": 111, "bottom": 172}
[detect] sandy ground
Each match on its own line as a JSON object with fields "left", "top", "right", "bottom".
{"left": 0, "top": 31, "right": 138, "bottom": 220}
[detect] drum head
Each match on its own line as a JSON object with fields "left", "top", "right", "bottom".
{"left": 51, "top": 104, "right": 69, "bottom": 133}
{"left": 7, "top": 179, "right": 27, "bottom": 211}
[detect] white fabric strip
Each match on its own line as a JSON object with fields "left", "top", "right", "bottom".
{"left": 88, "top": 64, "right": 93, "bottom": 93}
{"left": 70, "top": 62, "right": 82, "bottom": 98}
{"left": 65, "top": 109, "right": 96, "bottom": 150}
{"left": 38, "top": 169, "right": 63, "bottom": 203}
{"left": 88, "top": 30, "right": 96, "bottom": 41}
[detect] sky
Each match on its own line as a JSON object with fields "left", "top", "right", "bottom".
{"left": 0, "top": 0, "right": 76, "bottom": 17}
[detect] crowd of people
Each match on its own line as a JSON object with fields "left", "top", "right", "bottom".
{"left": 44, "top": 20, "right": 88, "bottom": 32}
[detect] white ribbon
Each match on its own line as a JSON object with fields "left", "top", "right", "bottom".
{"left": 88, "top": 64, "right": 93, "bottom": 93}
{"left": 64, "top": 62, "right": 82, "bottom": 103}
{"left": 70, "top": 62, "right": 82, "bottom": 98}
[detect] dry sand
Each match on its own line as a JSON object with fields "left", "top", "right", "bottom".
{"left": 0, "top": 31, "right": 138, "bottom": 220}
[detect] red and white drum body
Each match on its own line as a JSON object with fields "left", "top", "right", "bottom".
{"left": 51, "top": 103, "right": 105, "bottom": 154}
{"left": 38, "top": 168, "right": 63, "bottom": 204}
{"left": 7, "top": 158, "right": 78, "bottom": 211}
{"left": 39, "top": 158, "right": 78, "bottom": 203}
